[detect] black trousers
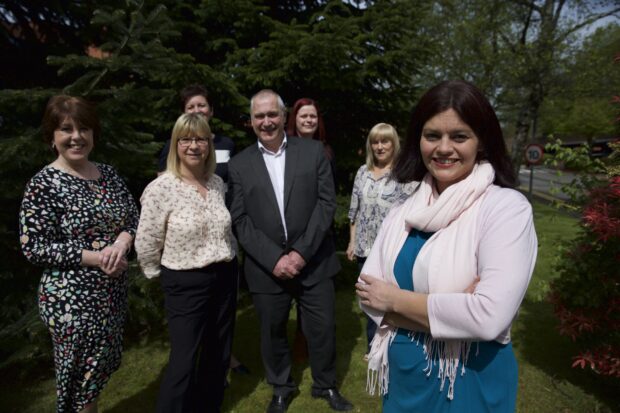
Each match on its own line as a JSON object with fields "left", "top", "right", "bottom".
{"left": 252, "top": 277, "right": 337, "bottom": 397}
{"left": 156, "top": 260, "right": 238, "bottom": 413}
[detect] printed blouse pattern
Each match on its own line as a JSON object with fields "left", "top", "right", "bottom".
{"left": 135, "top": 172, "right": 234, "bottom": 278}
{"left": 348, "top": 165, "right": 417, "bottom": 257}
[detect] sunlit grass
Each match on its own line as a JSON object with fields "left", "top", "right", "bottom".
{"left": 1, "top": 201, "right": 617, "bottom": 412}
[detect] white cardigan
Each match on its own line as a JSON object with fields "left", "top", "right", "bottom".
{"left": 362, "top": 185, "right": 537, "bottom": 343}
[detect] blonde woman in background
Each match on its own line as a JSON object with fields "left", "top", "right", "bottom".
{"left": 346, "top": 123, "right": 417, "bottom": 355}
{"left": 356, "top": 81, "right": 536, "bottom": 412}
{"left": 135, "top": 113, "right": 236, "bottom": 413}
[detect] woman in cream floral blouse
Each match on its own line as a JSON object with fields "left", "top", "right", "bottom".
{"left": 135, "top": 113, "right": 236, "bottom": 413}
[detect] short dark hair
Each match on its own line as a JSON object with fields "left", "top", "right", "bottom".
{"left": 41, "top": 95, "right": 100, "bottom": 152}
{"left": 179, "top": 84, "right": 210, "bottom": 111}
{"left": 393, "top": 80, "right": 517, "bottom": 188}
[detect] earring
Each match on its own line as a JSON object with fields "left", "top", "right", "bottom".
{"left": 51, "top": 142, "right": 56, "bottom": 150}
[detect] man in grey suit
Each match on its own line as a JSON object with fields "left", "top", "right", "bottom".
{"left": 228, "top": 90, "right": 352, "bottom": 413}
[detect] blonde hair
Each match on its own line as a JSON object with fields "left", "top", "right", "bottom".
{"left": 166, "top": 113, "right": 216, "bottom": 178}
{"left": 365, "top": 123, "right": 401, "bottom": 170}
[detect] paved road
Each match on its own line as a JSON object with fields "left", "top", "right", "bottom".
{"left": 518, "top": 166, "right": 576, "bottom": 201}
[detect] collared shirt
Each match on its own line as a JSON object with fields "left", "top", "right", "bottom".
{"left": 258, "top": 135, "right": 288, "bottom": 239}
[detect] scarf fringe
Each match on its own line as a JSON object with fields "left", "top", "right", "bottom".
{"left": 419, "top": 335, "right": 472, "bottom": 400}
{"left": 363, "top": 163, "right": 494, "bottom": 400}
{"left": 366, "top": 329, "right": 473, "bottom": 400}
{"left": 366, "top": 327, "right": 396, "bottom": 396}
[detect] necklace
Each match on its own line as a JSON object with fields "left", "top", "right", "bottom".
{"left": 52, "top": 160, "right": 99, "bottom": 180}
{"left": 180, "top": 176, "right": 209, "bottom": 199}
{"left": 88, "top": 180, "right": 102, "bottom": 194}
{"left": 51, "top": 161, "right": 103, "bottom": 194}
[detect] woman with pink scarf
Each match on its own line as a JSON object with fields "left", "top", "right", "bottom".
{"left": 355, "top": 80, "right": 537, "bottom": 412}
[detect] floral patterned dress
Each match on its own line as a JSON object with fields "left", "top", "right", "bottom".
{"left": 19, "top": 163, "right": 139, "bottom": 412}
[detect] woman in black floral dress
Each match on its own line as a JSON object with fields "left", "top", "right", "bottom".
{"left": 19, "top": 96, "right": 139, "bottom": 413}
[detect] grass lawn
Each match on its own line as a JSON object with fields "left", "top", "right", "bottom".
{"left": 1, "top": 201, "right": 618, "bottom": 412}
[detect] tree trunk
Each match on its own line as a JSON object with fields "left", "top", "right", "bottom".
{"left": 510, "top": 95, "right": 540, "bottom": 181}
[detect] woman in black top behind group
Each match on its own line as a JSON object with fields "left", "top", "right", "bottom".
{"left": 158, "top": 85, "right": 236, "bottom": 181}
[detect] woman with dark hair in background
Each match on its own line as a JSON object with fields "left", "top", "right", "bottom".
{"left": 19, "top": 95, "right": 139, "bottom": 412}
{"left": 136, "top": 113, "right": 237, "bottom": 412}
{"left": 346, "top": 123, "right": 416, "bottom": 357}
{"left": 356, "top": 80, "right": 537, "bottom": 412}
{"left": 158, "top": 85, "right": 235, "bottom": 182}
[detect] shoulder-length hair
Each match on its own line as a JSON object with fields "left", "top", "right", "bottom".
{"left": 166, "top": 113, "right": 216, "bottom": 179}
{"left": 365, "top": 123, "right": 401, "bottom": 170}
{"left": 286, "top": 98, "right": 334, "bottom": 160}
{"left": 286, "top": 98, "right": 327, "bottom": 143}
{"left": 42, "top": 95, "right": 100, "bottom": 153}
{"left": 392, "top": 80, "right": 517, "bottom": 188}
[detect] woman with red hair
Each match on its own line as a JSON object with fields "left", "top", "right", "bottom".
{"left": 287, "top": 98, "right": 337, "bottom": 362}
{"left": 287, "top": 98, "right": 336, "bottom": 181}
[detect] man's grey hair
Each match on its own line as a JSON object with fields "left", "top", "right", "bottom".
{"left": 249, "top": 89, "right": 286, "bottom": 115}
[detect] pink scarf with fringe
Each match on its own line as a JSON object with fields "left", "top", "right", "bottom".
{"left": 363, "top": 162, "right": 495, "bottom": 400}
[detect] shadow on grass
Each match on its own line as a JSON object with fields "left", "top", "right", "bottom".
{"left": 222, "top": 256, "right": 361, "bottom": 410}
{"left": 515, "top": 299, "right": 620, "bottom": 412}
{"left": 0, "top": 354, "right": 55, "bottom": 412}
{"left": 223, "top": 290, "right": 266, "bottom": 410}
{"left": 0, "top": 258, "right": 363, "bottom": 412}
{"left": 333, "top": 258, "right": 364, "bottom": 385}
{"left": 105, "top": 368, "right": 163, "bottom": 413}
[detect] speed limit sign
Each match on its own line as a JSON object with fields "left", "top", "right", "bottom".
{"left": 525, "top": 144, "right": 544, "bottom": 165}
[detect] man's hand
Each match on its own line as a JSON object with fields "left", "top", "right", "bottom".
{"left": 273, "top": 255, "right": 299, "bottom": 279}
{"left": 287, "top": 250, "right": 306, "bottom": 272}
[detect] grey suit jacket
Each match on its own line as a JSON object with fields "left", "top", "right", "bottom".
{"left": 228, "top": 136, "right": 340, "bottom": 293}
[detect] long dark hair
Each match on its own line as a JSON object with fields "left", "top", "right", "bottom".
{"left": 393, "top": 80, "right": 516, "bottom": 188}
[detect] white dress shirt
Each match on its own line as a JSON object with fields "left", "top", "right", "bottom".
{"left": 258, "top": 136, "right": 288, "bottom": 239}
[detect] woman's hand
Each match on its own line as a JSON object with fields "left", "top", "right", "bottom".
{"left": 99, "top": 239, "right": 131, "bottom": 277}
{"left": 100, "top": 240, "right": 130, "bottom": 269}
{"left": 99, "top": 254, "right": 128, "bottom": 278}
{"left": 346, "top": 242, "right": 355, "bottom": 262}
{"left": 356, "top": 273, "right": 398, "bottom": 312}
{"left": 464, "top": 276, "right": 480, "bottom": 294}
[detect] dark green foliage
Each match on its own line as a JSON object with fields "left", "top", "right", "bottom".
{"left": 539, "top": 25, "right": 620, "bottom": 141}
{"left": 0, "top": 0, "right": 432, "bottom": 368}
